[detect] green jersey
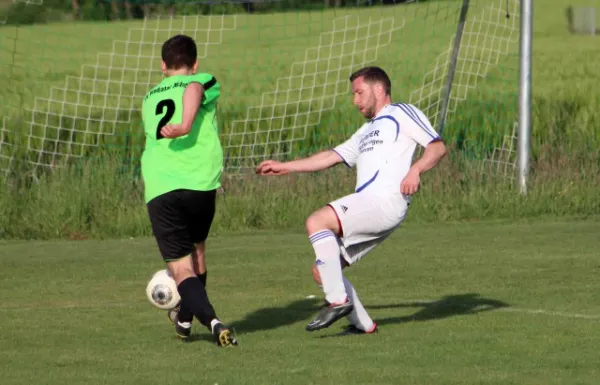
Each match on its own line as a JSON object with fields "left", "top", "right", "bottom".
{"left": 140, "top": 73, "right": 223, "bottom": 203}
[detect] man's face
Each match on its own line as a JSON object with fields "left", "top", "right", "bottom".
{"left": 351, "top": 76, "right": 378, "bottom": 119}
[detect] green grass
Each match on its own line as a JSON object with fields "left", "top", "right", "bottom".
{"left": 1, "top": 218, "right": 600, "bottom": 384}
{"left": 0, "top": 148, "right": 599, "bottom": 240}
{"left": 2, "top": 3, "right": 599, "bottom": 381}
{"left": 0, "top": 0, "right": 600, "bottom": 239}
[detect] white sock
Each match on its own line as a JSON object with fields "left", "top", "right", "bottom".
{"left": 309, "top": 230, "right": 347, "bottom": 304}
{"left": 210, "top": 318, "right": 220, "bottom": 333}
{"left": 343, "top": 277, "right": 375, "bottom": 332}
{"left": 177, "top": 320, "right": 192, "bottom": 329}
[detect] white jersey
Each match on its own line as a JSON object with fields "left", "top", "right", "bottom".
{"left": 333, "top": 103, "right": 440, "bottom": 196}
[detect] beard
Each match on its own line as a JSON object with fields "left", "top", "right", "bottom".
{"left": 361, "top": 106, "right": 376, "bottom": 119}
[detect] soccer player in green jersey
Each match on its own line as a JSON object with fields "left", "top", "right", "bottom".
{"left": 141, "top": 34, "right": 237, "bottom": 347}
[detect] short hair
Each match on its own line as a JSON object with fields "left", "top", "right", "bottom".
{"left": 349, "top": 66, "right": 392, "bottom": 96}
{"left": 161, "top": 34, "right": 197, "bottom": 70}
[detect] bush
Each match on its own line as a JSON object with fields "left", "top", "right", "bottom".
{"left": 1, "top": 3, "right": 52, "bottom": 25}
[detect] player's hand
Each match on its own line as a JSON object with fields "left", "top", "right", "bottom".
{"left": 256, "top": 160, "right": 290, "bottom": 176}
{"left": 400, "top": 169, "right": 420, "bottom": 195}
{"left": 160, "top": 124, "right": 189, "bottom": 139}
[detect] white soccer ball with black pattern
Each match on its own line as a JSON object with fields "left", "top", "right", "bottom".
{"left": 145, "top": 269, "right": 180, "bottom": 310}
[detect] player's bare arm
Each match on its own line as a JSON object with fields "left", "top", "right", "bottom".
{"left": 256, "top": 150, "right": 343, "bottom": 176}
{"left": 401, "top": 139, "right": 447, "bottom": 195}
{"left": 160, "top": 82, "right": 205, "bottom": 139}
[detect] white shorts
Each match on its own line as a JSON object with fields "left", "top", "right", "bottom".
{"left": 327, "top": 191, "right": 409, "bottom": 265}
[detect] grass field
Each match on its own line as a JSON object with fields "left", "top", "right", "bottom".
{"left": 1, "top": 2, "right": 599, "bottom": 383}
{"left": 1, "top": 218, "right": 600, "bottom": 384}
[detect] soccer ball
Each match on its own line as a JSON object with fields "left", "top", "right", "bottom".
{"left": 145, "top": 269, "right": 180, "bottom": 310}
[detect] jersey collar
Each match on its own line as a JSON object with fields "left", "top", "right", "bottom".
{"left": 370, "top": 103, "right": 392, "bottom": 122}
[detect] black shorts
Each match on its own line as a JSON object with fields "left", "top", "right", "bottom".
{"left": 146, "top": 189, "right": 216, "bottom": 261}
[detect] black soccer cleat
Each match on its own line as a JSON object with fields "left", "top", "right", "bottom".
{"left": 212, "top": 322, "right": 238, "bottom": 347}
{"left": 342, "top": 322, "right": 378, "bottom": 335}
{"left": 175, "top": 321, "right": 192, "bottom": 339}
{"left": 168, "top": 304, "right": 192, "bottom": 340}
{"left": 306, "top": 299, "right": 354, "bottom": 332}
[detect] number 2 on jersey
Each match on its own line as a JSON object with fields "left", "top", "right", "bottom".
{"left": 155, "top": 99, "right": 175, "bottom": 139}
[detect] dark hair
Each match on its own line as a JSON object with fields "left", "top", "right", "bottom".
{"left": 349, "top": 66, "right": 391, "bottom": 96}
{"left": 161, "top": 34, "right": 197, "bottom": 70}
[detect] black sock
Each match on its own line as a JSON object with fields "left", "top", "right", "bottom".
{"left": 177, "top": 277, "right": 217, "bottom": 329}
{"left": 177, "top": 272, "right": 207, "bottom": 323}
{"left": 177, "top": 302, "right": 193, "bottom": 323}
{"left": 197, "top": 272, "right": 207, "bottom": 287}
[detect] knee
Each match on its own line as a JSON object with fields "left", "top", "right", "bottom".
{"left": 311, "top": 264, "right": 322, "bottom": 286}
{"left": 306, "top": 207, "right": 338, "bottom": 235}
{"left": 167, "top": 259, "right": 194, "bottom": 285}
{"left": 305, "top": 213, "right": 323, "bottom": 235}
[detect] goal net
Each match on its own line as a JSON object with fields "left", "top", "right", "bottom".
{"left": 0, "top": 0, "right": 521, "bottom": 179}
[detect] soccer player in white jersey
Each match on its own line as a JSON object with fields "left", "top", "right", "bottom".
{"left": 256, "top": 66, "right": 447, "bottom": 333}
